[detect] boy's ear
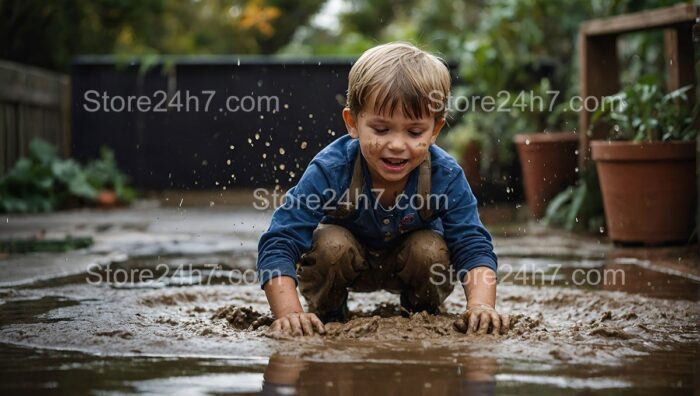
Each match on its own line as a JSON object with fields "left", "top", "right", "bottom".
{"left": 342, "top": 107, "right": 359, "bottom": 138}
{"left": 430, "top": 118, "right": 446, "bottom": 144}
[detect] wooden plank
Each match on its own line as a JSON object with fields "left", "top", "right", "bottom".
{"left": 694, "top": 22, "right": 700, "bottom": 249}
{"left": 60, "top": 80, "right": 71, "bottom": 157}
{"left": 0, "top": 105, "right": 5, "bottom": 175}
{"left": 0, "top": 61, "right": 70, "bottom": 176}
{"left": 664, "top": 27, "right": 695, "bottom": 92}
{"left": 578, "top": 33, "right": 620, "bottom": 167}
{"left": 0, "top": 61, "right": 66, "bottom": 107}
{"left": 581, "top": 3, "right": 698, "bottom": 36}
{"left": 4, "top": 104, "right": 18, "bottom": 174}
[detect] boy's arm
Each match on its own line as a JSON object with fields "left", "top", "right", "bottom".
{"left": 264, "top": 276, "right": 304, "bottom": 317}
{"left": 264, "top": 276, "right": 325, "bottom": 336}
{"left": 439, "top": 167, "right": 509, "bottom": 334}
{"left": 257, "top": 161, "right": 330, "bottom": 289}
{"left": 256, "top": 161, "right": 335, "bottom": 335}
{"left": 457, "top": 266, "right": 509, "bottom": 334}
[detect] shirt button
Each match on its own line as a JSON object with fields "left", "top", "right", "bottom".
{"left": 382, "top": 218, "right": 390, "bottom": 225}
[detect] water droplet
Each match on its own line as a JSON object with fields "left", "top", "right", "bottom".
{"left": 229, "top": 145, "right": 235, "bottom": 150}
{"left": 255, "top": 133, "right": 260, "bottom": 140}
{"left": 525, "top": 139, "right": 530, "bottom": 145}
{"left": 279, "top": 164, "right": 286, "bottom": 170}
{"left": 262, "top": 153, "right": 267, "bottom": 159}
{"left": 226, "top": 159, "right": 231, "bottom": 165}
{"left": 279, "top": 148, "right": 285, "bottom": 155}
{"left": 308, "top": 114, "right": 314, "bottom": 119}
{"left": 300, "top": 141, "right": 308, "bottom": 149}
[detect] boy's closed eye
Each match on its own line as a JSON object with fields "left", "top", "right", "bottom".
{"left": 371, "top": 127, "right": 426, "bottom": 137}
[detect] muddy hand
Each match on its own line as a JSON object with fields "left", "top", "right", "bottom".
{"left": 269, "top": 312, "right": 326, "bottom": 336}
{"left": 454, "top": 304, "right": 509, "bottom": 335}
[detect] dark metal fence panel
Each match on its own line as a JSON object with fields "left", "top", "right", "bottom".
{"left": 71, "top": 56, "right": 355, "bottom": 190}
{"left": 0, "top": 60, "right": 70, "bottom": 176}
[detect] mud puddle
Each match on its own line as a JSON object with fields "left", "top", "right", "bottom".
{"left": 1, "top": 234, "right": 699, "bottom": 393}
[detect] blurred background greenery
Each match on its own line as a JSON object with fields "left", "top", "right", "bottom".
{"left": 0, "top": 0, "right": 689, "bottom": 211}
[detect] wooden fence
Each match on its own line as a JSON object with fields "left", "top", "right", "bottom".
{"left": 0, "top": 60, "right": 70, "bottom": 176}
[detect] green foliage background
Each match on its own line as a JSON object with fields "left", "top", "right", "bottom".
{"left": 1, "top": 0, "right": 691, "bottom": 214}
{"left": 0, "top": 139, "right": 135, "bottom": 213}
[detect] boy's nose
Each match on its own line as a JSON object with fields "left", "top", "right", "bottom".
{"left": 387, "top": 138, "right": 405, "bottom": 152}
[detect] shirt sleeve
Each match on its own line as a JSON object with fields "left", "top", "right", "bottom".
{"left": 439, "top": 167, "right": 498, "bottom": 282}
{"left": 256, "top": 162, "right": 334, "bottom": 289}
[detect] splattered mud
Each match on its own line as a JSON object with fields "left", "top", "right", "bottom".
{"left": 1, "top": 206, "right": 699, "bottom": 394}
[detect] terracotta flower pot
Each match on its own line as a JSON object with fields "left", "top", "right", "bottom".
{"left": 591, "top": 140, "right": 697, "bottom": 244}
{"left": 513, "top": 132, "right": 579, "bottom": 218}
{"left": 96, "top": 190, "right": 118, "bottom": 208}
{"left": 460, "top": 140, "right": 482, "bottom": 194}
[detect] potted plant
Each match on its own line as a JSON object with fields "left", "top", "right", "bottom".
{"left": 590, "top": 81, "right": 696, "bottom": 244}
{"left": 513, "top": 131, "right": 579, "bottom": 218}
{"left": 512, "top": 79, "right": 580, "bottom": 218}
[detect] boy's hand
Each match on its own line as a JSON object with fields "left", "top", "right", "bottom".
{"left": 269, "top": 312, "right": 326, "bottom": 336}
{"left": 453, "top": 304, "right": 510, "bottom": 335}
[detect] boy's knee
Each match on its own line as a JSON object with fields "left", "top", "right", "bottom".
{"left": 308, "top": 224, "right": 361, "bottom": 265}
{"left": 401, "top": 230, "right": 450, "bottom": 268}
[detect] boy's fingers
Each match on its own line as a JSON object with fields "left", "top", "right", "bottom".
{"left": 500, "top": 314, "right": 510, "bottom": 334}
{"left": 280, "top": 319, "right": 291, "bottom": 333}
{"left": 289, "top": 315, "right": 303, "bottom": 336}
{"left": 477, "top": 312, "right": 490, "bottom": 335}
{"left": 454, "top": 316, "right": 467, "bottom": 333}
{"left": 490, "top": 312, "right": 501, "bottom": 335}
{"left": 299, "top": 315, "right": 314, "bottom": 336}
{"left": 467, "top": 312, "right": 479, "bottom": 334}
{"left": 310, "top": 315, "right": 326, "bottom": 334}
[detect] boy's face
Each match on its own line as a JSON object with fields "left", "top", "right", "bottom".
{"left": 342, "top": 106, "right": 445, "bottom": 186}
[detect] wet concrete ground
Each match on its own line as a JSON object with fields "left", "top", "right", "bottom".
{"left": 0, "top": 201, "right": 698, "bottom": 394}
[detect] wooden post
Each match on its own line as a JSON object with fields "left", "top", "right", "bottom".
{"left": 577, "top": 3, "right": 699, "bottom": 167}
{"left": 694, "top": 21, "right": 700, "bottom": 249}
{"left": 578, "top": 32, "right": 619, "bottom": 169}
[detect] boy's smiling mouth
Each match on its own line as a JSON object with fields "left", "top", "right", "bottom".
{"left": 380, "top": 157, "right": 410, "bottom": 171}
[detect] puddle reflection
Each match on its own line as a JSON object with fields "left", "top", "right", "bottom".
{"left": 262, "top": 354, "right": 497, "bottom": 395}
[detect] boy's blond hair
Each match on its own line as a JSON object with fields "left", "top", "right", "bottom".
{"left": 346, "top": 42, "right": 451, "bottom": 121}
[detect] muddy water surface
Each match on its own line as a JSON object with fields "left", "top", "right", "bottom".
{"left": 0, "top": 208, "right": 698, "bottom": 394}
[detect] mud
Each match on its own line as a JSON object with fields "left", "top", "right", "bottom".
{"left": 196, "top": 285, "right": 698, "bottom": 367}
{"left": 1, "top": 206, "right": 699, "bottom": 393}
{"left": 212, "top": 305, "right": 273, "bottom": 330}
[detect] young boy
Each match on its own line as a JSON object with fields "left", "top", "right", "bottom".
{"left": 257, "top": 42, "right": 509, "bottom": 337}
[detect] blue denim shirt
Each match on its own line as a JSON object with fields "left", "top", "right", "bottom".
{"left": 256, "top": 134, "right": 497, "bottom": 288}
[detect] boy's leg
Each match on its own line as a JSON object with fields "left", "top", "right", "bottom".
{"left": 388, "top": 229, "right": 454, "bottom": 316}
{"left": 296, "top": 224, "right": 366, "bottom": 323}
